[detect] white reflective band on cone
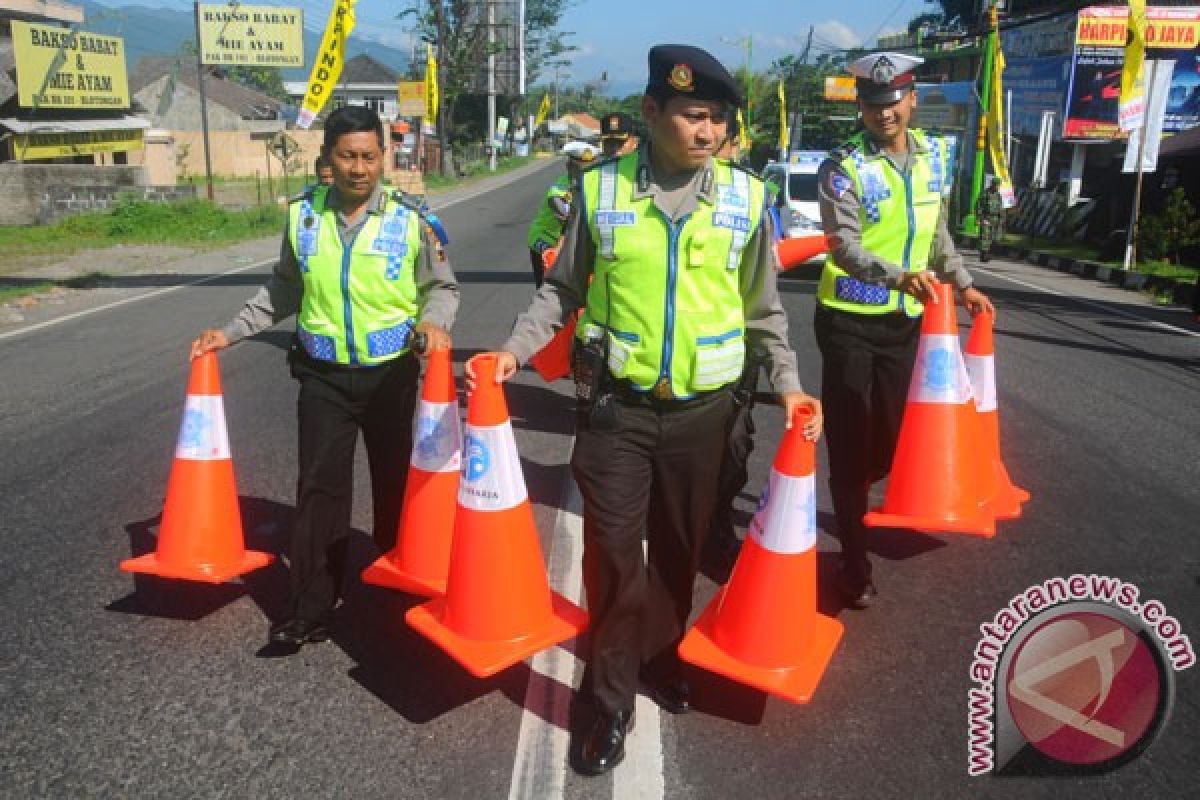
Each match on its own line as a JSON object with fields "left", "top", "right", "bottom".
{"left": 410, "top": 400, "right": 462, "bottom": 473}
{"left": 747, "top": 468, "right": 816, "bottom": 555}
{"left": 964, "top": 353, "right": 998, "bottom": 413}
{"left": 908, "top": 334, "right": 974, "bottom": 405}
{"left": 175, "top": 395, "right": 231, "bottom": 461}
{"left": 458, "top": 421, "right": 528, "bottom": 511}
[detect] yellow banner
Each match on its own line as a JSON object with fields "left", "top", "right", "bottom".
{"left": 12, "top": 21, "right": 129, "bottom": 110}
{"left": 736, "top": 108, "right": 750, "bottom": 152}
{"left": 426, "top": 43, "right": 439, "bottom": 122}
{"left": 824, "top": 75, "right": 856, "bottom": 102}
{"left": 986, "top": 31, "right": 1015, "bottom": 206}
{"left": 297, "top": 0, "right": 356, "bottom": 129}
{"left": 1076, "top": 11, "right": 1199, "bottom": 48}
{"left": 197, "top": 4, "right": 304, "bottom": 67}
{"left": 1120, "top": 0, "right": 1148, "bottom": 131}
{"left": 397, "top": 80, "right": 426, "bottom": 116}
{"left": 777, "top": 78, "right": 789, "bottom": 152}
{"left": 534, "top": 93, "right": 551, "bottom": 128}
{"left": 14, "top": 128, "right": 143, "bottom": 160}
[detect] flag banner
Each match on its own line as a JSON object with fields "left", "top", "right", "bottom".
{"left": 1119, "top": 0, "right": 1148, "bottom": 131}
{"left": 986, "top": 31, "right": 1016, "bottom": 207}
{"left": 1122, "top": 59, "right": 1174, "bottom": 173}
{"left": 426, "top": 43, "right": 439, "bottom": 123}
{"left": 777, "top": 78, "right": 789, "bottom": 153}
{"left": 534, "top": 92, "right": 551, "bottom": 128}
{"left": 296, "top": 0, "right": 356, "bottom": 129}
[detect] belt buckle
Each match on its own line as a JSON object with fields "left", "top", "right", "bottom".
{"left": 652, "top": 378, "right": 674, "bottom": 400}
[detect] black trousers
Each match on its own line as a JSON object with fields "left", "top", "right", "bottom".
{"left": 529, "top": 249, "right": 545, "bottom": 288}
{"left": 814, "top": 305, "right": 920, "bottom": 581}
{"left": 288, "top": 349, "right": 419, "bottom": 622}
{"left": 572, "top": 390, "right": 735, "bottom": 715}
{"left": 709, "top": 383, "right": 756, "bottom": 543}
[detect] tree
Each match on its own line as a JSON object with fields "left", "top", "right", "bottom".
{"left": 399, "top": 1, "right": 575, "bottom": 172}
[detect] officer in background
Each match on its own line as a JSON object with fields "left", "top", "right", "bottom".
{"left": 976, "top": 177, "right": 1004, "bottom": 262}
{"left": 599, "top": 111, "right": 637, "bottom": 158}
{"left": 526, "top": 141, "right": 599, "bottom": 287}
{"left": 815, "top": 53, "right": 993, "bottom": 608}
{"left": 314, "top": 155, "right": 334, "bottom": 187}
{"left": 471, "top": 44, "right": 821, "bottom": 775}
{"left": 191, "top": 106, "right": 459, "bottom": 648}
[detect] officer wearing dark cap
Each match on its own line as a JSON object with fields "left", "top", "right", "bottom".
{"left": 599, "top": 111, "right": 636, "bottom": 158}
{"left": 470, "top": 43, "right": 821, "bottom": 775}
{"left": 815, "top": 53, "right": 994, "bottom": 608}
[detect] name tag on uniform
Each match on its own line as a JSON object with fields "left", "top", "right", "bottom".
{"left": 715, "top": 184, "right": 749, "bottom": 213}
{"left": 595, "top": 210, "right": 636, "bottom": 228}
{"left": 297, "top": 215, "right": 320, "bottom": 256}
{"left": 371, "top": 236, "right": 409, "bottom": 256}
{"left": 712, "top": 211, "right": 751, "bottom": 233}
{"left": 859, "top": 165, "right": 891, "bottom": 202}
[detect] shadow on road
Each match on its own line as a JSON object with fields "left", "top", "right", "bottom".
{"left": 0, "top": 273, "right": 268, "bottom": 291}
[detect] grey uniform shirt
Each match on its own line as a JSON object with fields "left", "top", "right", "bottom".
{"left": 221, "top": 183, "right": 459, "bottom": 344}
{"left": 502, "top": 146, "right": 803, "bottom": 395}
{"left": 817, "top": 130, "right": 973, "bottom": 290}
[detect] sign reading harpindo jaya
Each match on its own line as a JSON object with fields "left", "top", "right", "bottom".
{"left": 197, "top": 4, "right": 304, "bottom": 67}
{"left": 12, "top": 21, "right": 129, "bottom": 109}
{"left": 1065, "top": 5, "right": 1200, "bottom": 139}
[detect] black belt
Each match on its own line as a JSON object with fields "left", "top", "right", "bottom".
{"left": 611, "top": 380, "right": 730, "bottom": 410}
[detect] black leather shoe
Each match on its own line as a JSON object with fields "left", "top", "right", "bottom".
{"left": 269, "top": 618, "right": 331, "bottom": 646}
{"left": 577, "top": 709, "right": 633, "bottom": 776}
{"left": 836, "top": 569, "right": 878, "bottom": 610}
{"left": 647, "top": 676, "right": 691, "bottom": 714}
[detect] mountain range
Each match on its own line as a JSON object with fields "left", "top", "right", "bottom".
{"left": 80, "top": 1, "right": 410, "bottom": 81}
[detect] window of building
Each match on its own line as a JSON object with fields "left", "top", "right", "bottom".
{"left": 363, "top": 96, "right": 386, "bottom": 113}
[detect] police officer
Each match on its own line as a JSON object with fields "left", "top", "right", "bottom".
{"left": 599, "top": 111, "right": 636, "bottom": 158}
{"left": 472, "top": 44, "right": 821, "bottom": 775}
{"left": 526, "top": 141, "right": 598, "bottom": 287}
{"left": 314, "top": 155, "right": 334, "bottom": 187}
{"left": 816, "top": 53, "right": 994, "bottom": 608}
{"left": 976, "top": 176, "right": 1004, "bottom": 262}
{"left": 190, "top": 106, "right": 459, "bottom": 648}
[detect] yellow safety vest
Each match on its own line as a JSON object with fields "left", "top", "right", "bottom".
{"left": 817, "top": 129, "right": 947, "bottom": 317}
{"left": 527, "top": 175, "right": 572, "bottom": 251}
{"left": 578, "top": 154, "right": 764, "bottom": 398}
{"left": 288, "top": 185, "right": 422, "bottom": 366}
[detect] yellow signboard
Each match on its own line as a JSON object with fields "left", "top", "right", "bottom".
{"left": 197, "top": 4, "right": 304, "bottom": 67}
{"left": 1075, "top": 9, "right": 1199, "bottom": 48}
{"left": 398, "top": 81, "right": 427, "bottom": 116}
{"left": 12, "top": 21, "right": 129, "bottom": 109}
{"left": 14, "top": 128, "right": 143, "bottom": 160}
{"left": 824, "top": 75, "right": 857, "bottom": 102}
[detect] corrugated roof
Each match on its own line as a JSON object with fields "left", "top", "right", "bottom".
{"left": 0, "top": 113, "right": 150, "bottom": 133}
{"left": 130, "top": 56, "right": 280, "bottom": 120}
{"left": 341, "top": 54, "right": 399, "bottom": 85}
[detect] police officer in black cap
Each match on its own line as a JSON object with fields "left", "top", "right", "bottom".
{"left": 599, "top": 111, "right": 636, "bottom": 158}
{"left": 471, "top": 43, "right": 820, "bottom": 776}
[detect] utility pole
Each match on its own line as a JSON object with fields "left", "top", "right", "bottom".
{"left": 487, "top": 0, "right": 497, "bottom": 171}
{"left": 963, "top": 2, "right": 997, "bottom": 237}
{"left": 1123, "top": 59, "right": 1163, "bottom": 270}
{"left": 192, "top": 2, "right": 214, "bottom": 201}
{"left": 435, "top": 1, "right": 447, "bottom": 176}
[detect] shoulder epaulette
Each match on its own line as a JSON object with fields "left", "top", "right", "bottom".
{"left": 392, "top": 189, "right": 450, "bottom": 246}
{"left": 828, "top": 140, "right": 859, "bottom": 162}
{"left": 726, "top": 159, "right": 764, "bottom": 182}
{"left": 580, "top": 153, "right": 620, "bottom": 174}
{"left": 290, "top": 185, "right": 316, "bottom": 205}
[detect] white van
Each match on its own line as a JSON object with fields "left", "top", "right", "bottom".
{"left": 763, "top": 151, "right": 826, "bottom": 239}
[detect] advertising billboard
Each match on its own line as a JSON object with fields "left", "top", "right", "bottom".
{"left": 197, "top": 4, "right": 304, "bottom": 67}
{"left": 1065, "top": 6, "right": 1200, "bottom": 139}
{"left": 12, "top": 21, "right": 129, "bottom": 110}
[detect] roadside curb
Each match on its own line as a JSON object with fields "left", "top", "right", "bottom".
{"left": 957, "top": 235, "right": 1197, "bottom": 307}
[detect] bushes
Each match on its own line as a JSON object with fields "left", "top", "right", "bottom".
{"left": 1138, "top": 188, "right": 1200, "bottom": 265}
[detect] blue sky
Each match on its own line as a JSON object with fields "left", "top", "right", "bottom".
{"left": 90, "top": 0, "right": 925, "bottom": 92}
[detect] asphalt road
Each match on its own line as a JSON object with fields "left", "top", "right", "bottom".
{"left": 1, "top": 161, "right": 1197, "bottom": 799}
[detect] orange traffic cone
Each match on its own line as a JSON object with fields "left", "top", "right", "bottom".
{"left": 964, "top": 311, "right": 1029, "bottom": 520}
{"left": 678, "top": 409, "right": 843, "bottom": 703}
{"left": 775, "top": 233, "right": 828, "bottom": 272}
{"left": 529, "top": 314, "right": 577, "bottom": 382}
{"left": 864, "top": 283, "right": 996, "bottom": 537}
{"left": 121, "top": 352, "right": 273, "bottom": 582}
{"left": 406, "top": 354, "right": 588, "bottom": 677}
{"left": 362, "top": 346, "right": 461, "bottom": 596}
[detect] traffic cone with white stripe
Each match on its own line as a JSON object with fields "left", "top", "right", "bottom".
{"left": 678, "top": 409, "right": 843, "bottom": 704}
{"left": 406, "top": 353, "right": 588, "bottom": 677}
{"left": 964, "top": 311, "right": 1029, "bottom": 520}
{"left": 362, "top": 346, "right": 461, "bottom": 596}
{"left": 775, "top": 233, "right": 828, "bottom": 272}
{"left": 864, "top": 283, "right": 996, "bottom": 537}
{"left": 529, "top": 246, "right": 576, "bottom": 383}
{"left": 121, "top": 352, "right": 273, "bottom": 582}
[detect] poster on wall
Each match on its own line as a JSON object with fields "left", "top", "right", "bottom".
{"left": 1065, "top": 5, "right": 1200, "bottom": 140}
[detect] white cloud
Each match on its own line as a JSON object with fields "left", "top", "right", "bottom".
{"left": 813, "top": 20, "right": 862, "bottom": 50}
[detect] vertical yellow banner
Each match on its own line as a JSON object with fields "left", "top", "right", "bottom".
{"left": 986, "top": 32, "right": 1014, "bottom": 205}
{"left": 534, "top": 93, "right": 551, "bottom": 127}
{"left": 777, "top": 78, "right": 788, "bottom": 153}
{"left": 1120, "top": 0, "right": 1148, "bottom": 132}
{"left": 296, "top": 0, "right": 356, "bottom": 129}
{"left": 425, "top": 43, "right": 439, "bottom": 123}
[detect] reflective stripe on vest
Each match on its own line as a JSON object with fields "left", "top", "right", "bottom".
{"left": 578, "top": 155, "right": 763, "bottom": 398}
{"left": 288, "top": 186, "right": 421, "bottom": 366}
{"left": 817, "top": 130, "right": 946, "bottom": 317}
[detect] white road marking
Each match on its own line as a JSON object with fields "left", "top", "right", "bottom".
{"left": 612, "top": 692, "right": 666, "bottom": 799}
{"left": 507, "top": 475, "right": 585, "bottom": 800}
{"left": 0, "top": 160, "right": 558, "bottom": 344}
{"left": 975, "top": 265, "right": 1200, "bottom": 338}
